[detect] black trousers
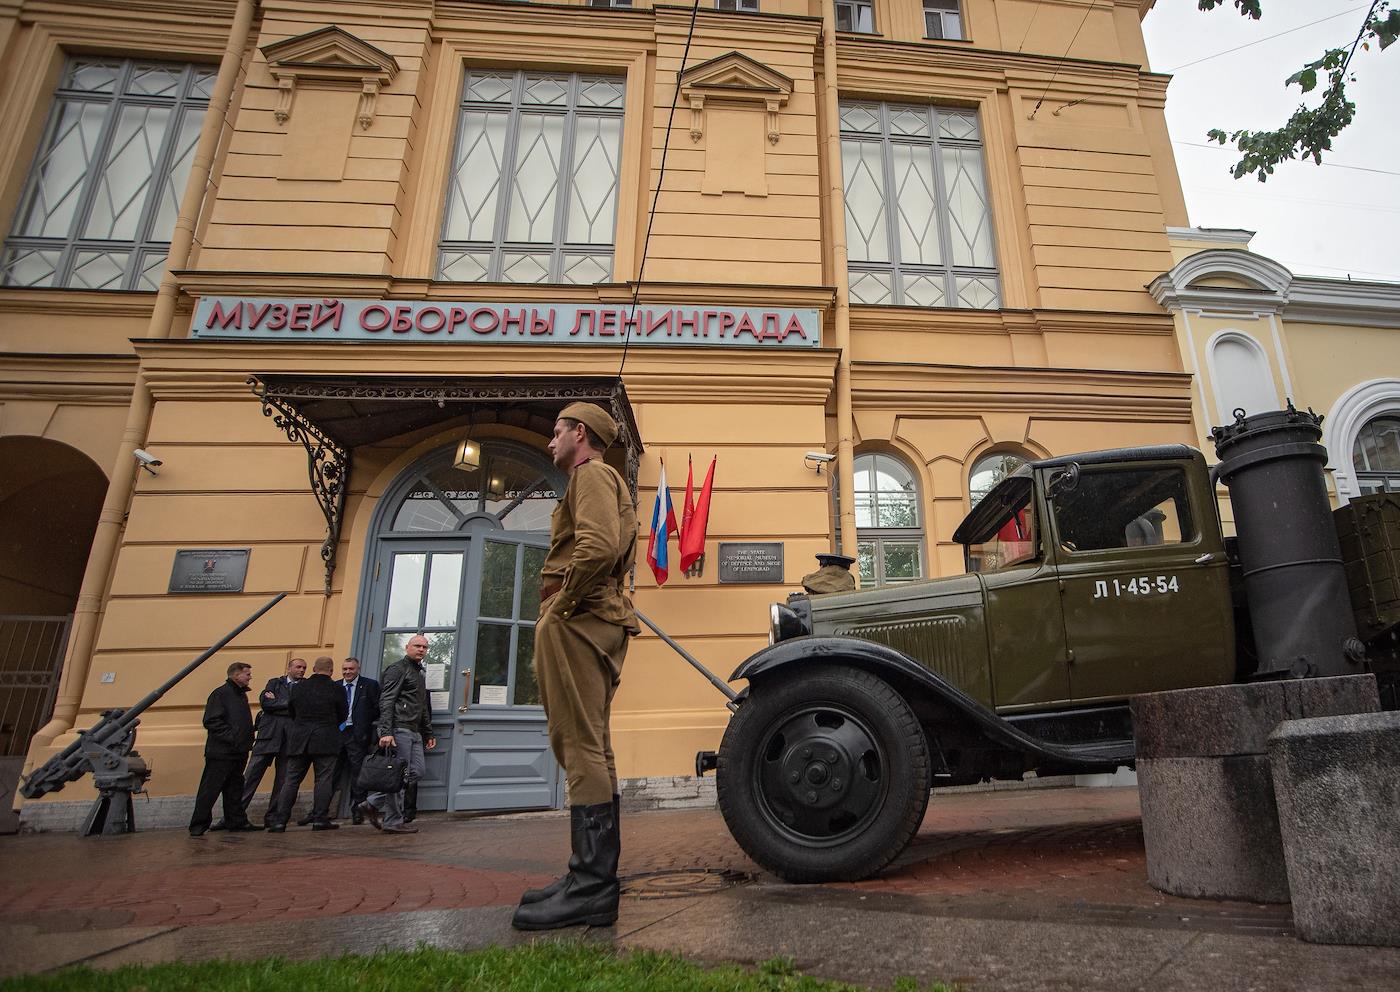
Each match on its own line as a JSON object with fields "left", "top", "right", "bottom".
{"left": 268, "top": 752, "right": 338, "bottom": 826}
{"left": 191, "top": 753, "right": 249, "bottom": 832}
{"left": 332, "top": 733, "right": 370, "bottom": 816}
{"left": 242, "top": 750, "right": 288, "bottom": 822}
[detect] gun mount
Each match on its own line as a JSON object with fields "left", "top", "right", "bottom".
{"left": 20, "top": 593, "right": 287, "bottom": 835}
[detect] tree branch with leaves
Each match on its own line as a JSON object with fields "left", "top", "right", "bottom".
{"left": 1199, "top": 0, "right": 1398, "bottom": 181}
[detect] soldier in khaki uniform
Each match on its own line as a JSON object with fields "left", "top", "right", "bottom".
{"left": 512, "top": 401, "right": 639, "bottom": 931}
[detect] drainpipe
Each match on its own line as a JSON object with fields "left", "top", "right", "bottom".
{"left": 819, "top": 5, "right": 858, "bottom": 571}
{"left": 31, "top": 0, "right": 259, "bottom": 749}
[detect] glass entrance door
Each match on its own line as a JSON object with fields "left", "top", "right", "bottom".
{"left": 360, "top": 440, "right": 566, "bottom": 813}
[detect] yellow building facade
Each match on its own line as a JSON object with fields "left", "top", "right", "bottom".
{"left": 3, "top": 0, "right": 1204, "bottom": 824}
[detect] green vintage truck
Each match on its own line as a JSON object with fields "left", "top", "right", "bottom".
{"left": 704, "top": 428, "right": 1400, "bottom": 883}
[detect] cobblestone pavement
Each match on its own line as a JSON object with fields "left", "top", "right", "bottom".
{"left": 3, "top": 786, "right": 1398, "bottom": 992}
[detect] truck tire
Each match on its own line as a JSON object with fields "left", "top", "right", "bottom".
{"left": 717, "top": 664, "right": 931, "bottom": 883}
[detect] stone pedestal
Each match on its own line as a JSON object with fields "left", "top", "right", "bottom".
{"left": 1269, "top": 710, "right": 1400, "bottom": 946}
{"left": 1131, "top": 675, "right": 1378, "bottom": 902}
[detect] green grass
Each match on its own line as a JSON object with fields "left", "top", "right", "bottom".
{"left": 0, "top": 944, "right": 960, "bottom": 992}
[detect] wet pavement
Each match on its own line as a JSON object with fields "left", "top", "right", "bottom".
{"left": 3, "top": 786, "right": 1398, "bottom": 991}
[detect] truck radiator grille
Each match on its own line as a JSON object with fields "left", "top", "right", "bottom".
{"left": 835, "top": 616, "right": 970, "bottom": 685}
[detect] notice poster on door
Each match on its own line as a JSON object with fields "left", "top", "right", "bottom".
{"left": 478, "top": 685, "right": 508, "bottom": 706}
{"left": 430, "top": 691, "right": 450, "bottom": 711}
{"left": 425, "top": 665, "right": 446, "bottom": 690}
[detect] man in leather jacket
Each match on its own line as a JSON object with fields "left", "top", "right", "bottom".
{"left": 359, "top": 635, "right": 435, "bottom": 834}
{"left": 190, "top": 661, "right": 258, "bottom": 836}
{"left": 239, "top": 656, "right": 305, "bottom": 826}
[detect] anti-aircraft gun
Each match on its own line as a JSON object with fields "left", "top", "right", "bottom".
{"left": 20, "top": 593, "right": 287, "bottom": 835}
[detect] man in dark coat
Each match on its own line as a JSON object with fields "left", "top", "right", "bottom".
{"left": 266, "top": 656, "right": 348, "bottom": 831}
{"left": 240, "top": 656, "right": 305, "bottom": 825}
{"left": 190, "top": 662, "right": 258, "bottom": 837}
{"left": 359, "top": 634, "right": 435, "bottom": 834}
{"left": 333, "top": 656, "right": 380, "bottom": 823}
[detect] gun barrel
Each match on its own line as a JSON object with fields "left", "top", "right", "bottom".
{"left": 20, "top": 593, "right": 288, "bottom": 799}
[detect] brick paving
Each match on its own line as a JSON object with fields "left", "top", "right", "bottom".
{"left": 1, "top": 787, "right": 1177, "bottom": 930}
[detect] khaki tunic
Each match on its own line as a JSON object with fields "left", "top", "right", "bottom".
{"left": 536, "top": 457, "right": 638, "bottom": 806}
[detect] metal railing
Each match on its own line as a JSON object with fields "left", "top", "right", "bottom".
{"left": 0, "top": 615, "right": 71, "bottom": 758}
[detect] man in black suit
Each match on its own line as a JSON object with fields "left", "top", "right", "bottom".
{"left": 266, "top": 656, "right": 348, "bottom": 831}
{"left": 190, "top": 661, "right": 259, "bottom": 837}
{"left": 333, "top": 656, "right": 380, "bottom": 824}
{"left": 240, "top": 656, "right": 305, "bottom": 825}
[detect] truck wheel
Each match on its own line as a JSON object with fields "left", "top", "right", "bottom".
{"left": 717, "top": 664, "right": 930, "bottom": 883}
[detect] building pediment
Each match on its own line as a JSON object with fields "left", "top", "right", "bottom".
{"left": 261, "top": 26, "right": 399, "bottom": 129}
{"left": 678, "top": 52, "right": 793, "bottom": 145}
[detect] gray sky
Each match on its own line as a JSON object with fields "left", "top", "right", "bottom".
{"left": 1140, "top": 0, "right": 1400, "bottom": 282}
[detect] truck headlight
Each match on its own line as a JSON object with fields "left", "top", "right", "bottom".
{"left": 768, "top": 602, "right": 807, "bottom": 644}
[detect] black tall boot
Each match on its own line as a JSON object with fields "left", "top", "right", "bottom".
{"left": 520, "top": 794, "right": 620, "bottom": 905}
{"left": 512, "top": 799, "right": 619, "bottom": 930}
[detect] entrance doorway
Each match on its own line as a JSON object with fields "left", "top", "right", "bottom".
{"left": 357, "top": 441, "right": 565, "bottom": 812}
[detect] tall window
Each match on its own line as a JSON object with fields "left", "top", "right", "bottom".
{"left": 853, "top": 453, "right": 924, "bottom": 586}
{"left": 2, "top": 58, "right": 215, "bottom": 291}
{"left": 969, "top": 451, "right": 1027, "bottom": 508}
{"left": 835, "top": 0, "right": 875, "bottom": 33}
{"left": 439, "top": 70, "right": 624, "bottom": 285}
{"left": 841, "top": 101, "right": 998, "bottom": 309}
{"left": 924, "top": 0, "right": 963, "bottom": 39}
{"left": 1353, "top": 414, "right": 1400, "bottom": 495}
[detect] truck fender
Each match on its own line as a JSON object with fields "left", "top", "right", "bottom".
{"left": 729, "top": 636, "right": 1131, "bottom": 769}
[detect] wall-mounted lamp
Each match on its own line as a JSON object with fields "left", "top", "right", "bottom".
{"left": 804, "top": 451, "right": 836, "bottom": 475}
{"left": 453, "top": 436, "right": 481, "bottom": 471}
{"left": 487, "top": 474, "right": 506, "bottom": 497}
{"left": 133, "top": 448, "right": 162, "bottom": 476}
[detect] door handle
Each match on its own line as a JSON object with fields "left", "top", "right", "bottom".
{"left": 1194, "top": 553, "right": 1219, "bottom": 565}
{"left": 458, "top": 668, "right": 472, "bottom": 713}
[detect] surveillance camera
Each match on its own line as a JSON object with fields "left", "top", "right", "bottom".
{"left": 133, "top": 448, "right": 162, "bottom": 475}
{"left": 804, "top": 452, "right": 836, "bottom": 463}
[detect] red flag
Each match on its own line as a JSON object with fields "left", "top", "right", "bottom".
{"left": 679, "top": 456, "right": 715, "bottom": 571}
{"left": 681, "top": 455, "right": 696, "bottom": 546}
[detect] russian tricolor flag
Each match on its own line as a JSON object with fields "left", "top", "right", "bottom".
{"left": 647, "top": 459, "right": 680, "bottom": 586}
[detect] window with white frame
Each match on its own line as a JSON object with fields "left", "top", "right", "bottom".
{"left": 439, "top": 70, "right": 625, "bottom": 285}
{"left": 1353, "top": 414, "right": 1400, "bottom": 494}
{"left": 853, "top": 453, "right": 924, "bottom": 586}
{"left": 924, "top": 0, "right": 963, "bottom": 40}
{"left": 1, "top": 58, "right": 215, "bottom": 291}
{"left": 587, "top": 0, "right": 633, "bottom": 7}
{"left": 716, "top": 0, "right": 760, "bottom": 11}
{"left": 835, "top": 0, "right": 875, "bottom": 33}
{"left": 840, "top": 101, "right": 999, "bottom": 308}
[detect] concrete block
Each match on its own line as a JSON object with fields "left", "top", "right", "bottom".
{"left": 1269, "top": 710, "right": 1400, "bottom": 946}
{"left": 1138, "top": 755, "right": 1290, "bottom": 902}
{"left": 1131, "top": 677, "right": 1380, "bottom": 903}
{"left": 1133, "top": 675, "right": 1379, "bottom": 759}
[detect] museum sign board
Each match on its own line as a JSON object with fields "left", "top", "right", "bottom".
{"left": 191, "top": 297, "right": 821, "bottom": 349}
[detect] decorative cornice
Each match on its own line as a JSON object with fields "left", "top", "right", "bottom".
{"left": 679, "top": 52, "right": 794, "bottom": 145}
{"left": 0, "top": 288, "right": 156, "bottom": 318}
{"left": 1166, "top": 226, "right": 1254, "bottom": 246}
{"left": 850, "top": 306, "right": 1175, "bottom": 337}
{"left": 1285, "top": 277, "right": 1400, "bottom": 330}
{"left": 261, "top": 26, "right": 399, "bottom": 130}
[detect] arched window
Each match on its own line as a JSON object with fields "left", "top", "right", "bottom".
{"left": 1209, "top": 332, "right": 1277, "bottom": 422}
{"left": 1353, "top": 414, "right": 1400, "bottom": 495}
{"left": 386, "top": 440, "right": 565, "bottom": 534}
{"left": 853, "top": 452, "right": 923, "bottom": 586}
{"left": 968, "top": 450, "right": 1027, "bottom": 507}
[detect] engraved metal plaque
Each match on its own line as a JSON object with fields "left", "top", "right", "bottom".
{"left": 169, "top": 548, "right": 251, "bottom": 594}
{"left": 717, "top": 542, "right": 784, "bottom": 584}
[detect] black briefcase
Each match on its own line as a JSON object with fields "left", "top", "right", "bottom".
{"left": 357, "top": 745, "right": 406, "bottom": 794}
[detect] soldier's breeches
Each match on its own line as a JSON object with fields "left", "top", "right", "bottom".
{"left": 536, "top": 608, "right": 627, "bottom": 806}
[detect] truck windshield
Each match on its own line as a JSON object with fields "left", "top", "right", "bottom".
{"left": 966, "top": 486, "right": 1036, "bottom": 573}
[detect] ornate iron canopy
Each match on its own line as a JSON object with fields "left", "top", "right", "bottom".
{"left": 247, "top": 375, "right": 643, "bottom": 593}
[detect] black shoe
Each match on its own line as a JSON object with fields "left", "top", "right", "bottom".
{"left": 189, "top": 826, "right": 209, "bottom": 837}
{"left": 228, "top": 821, "right": 262, "bottom": 833}
{"left": 312, "top": 821, "right": 339, "bottom": 831}
{"left": 266, "top": 823, "right": 285, "bottom": 833}
{"left": 512, "top": 800, "right": 620, "bottom": 931}
{"left": 381, "top": 823, "right": 418, "bottom": 834}
{"left": 351, "top": 811, "right": 364, "bottom": 825}
{"left": 297, "top": 815, "right": 314, "bottom": 826}
{"left": 208, "top": 820, "right": 227, "bottom": 832}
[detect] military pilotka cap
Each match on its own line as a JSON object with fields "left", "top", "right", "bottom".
{"left": 558, "top": 401, "right": 618, "bottom": 448}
